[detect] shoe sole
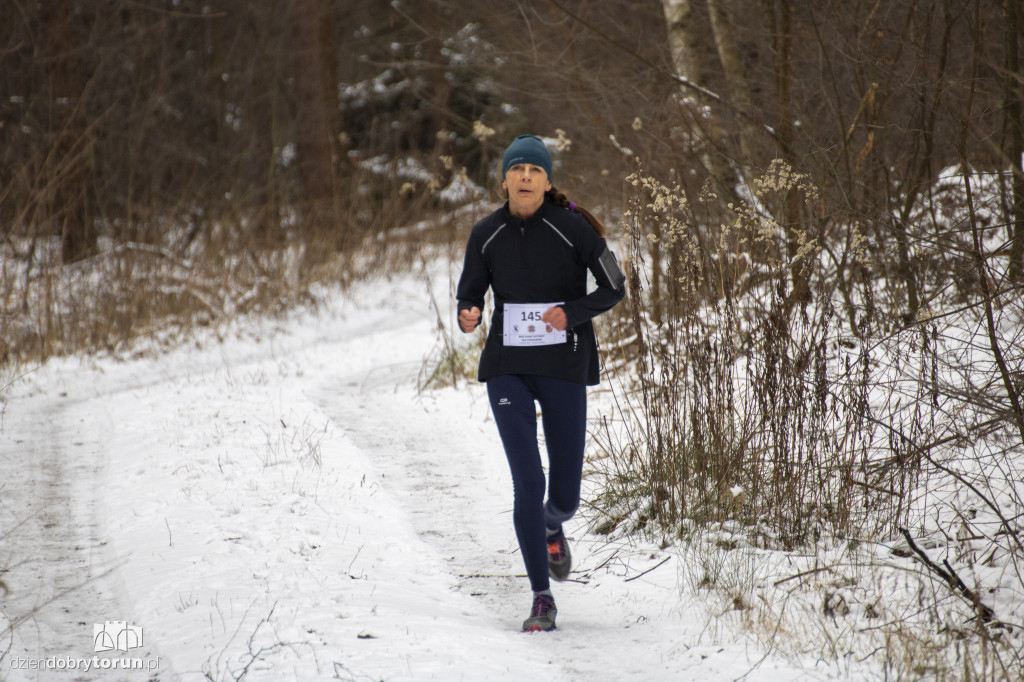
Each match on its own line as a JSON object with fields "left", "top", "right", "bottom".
{"left": 549, "top": 558, "right": 571, "bottom": 581}
{"left": 548, "top": 543, "right": 572, "bottom": 581}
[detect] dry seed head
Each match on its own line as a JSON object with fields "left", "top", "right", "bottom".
{"left": 699, "top": 181, "right": 718, "bottom": 204}
{"left": 472, "top": 120, "right": 496, "bottom": 141}
{"left": 851, "top": 224, "right": 870, "bottom": 266}
{"left": 791, "top": 227, "right": 819, "bottom": 263}
{"left": 754, "top": 159, "right": 819, "bottom": 203}
{"left": 554, "top": 129, "right": 572, "bottom": 152}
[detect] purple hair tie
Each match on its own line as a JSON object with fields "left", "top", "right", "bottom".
{"left": 569, "top": 202, "right": 577, "bottom": 211}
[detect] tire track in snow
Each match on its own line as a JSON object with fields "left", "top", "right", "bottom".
{"left": 0, "top": 391, "right": 162, "bottom": 681}
{"left": 0, "top": 286, "right": 442, "bottom": 681}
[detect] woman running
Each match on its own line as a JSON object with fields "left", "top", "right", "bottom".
{"left": 456, "top": 134, "right": 626, "bottom": 631}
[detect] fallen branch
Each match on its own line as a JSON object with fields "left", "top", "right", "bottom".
{"left": 773, "top": 564, "right": 834, "bottom": 587}
{"left": 898, "top": 527, "right": 996, "bottom": 626}
{"left": 624, "top": 556, "right": 671, "bottom": 582}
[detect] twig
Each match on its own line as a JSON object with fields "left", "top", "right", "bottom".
{"left": 898, "top": 528, "right": 996, "bottom": 625}
{"left": 832, "top": 388, "right": 1024, "bottom": 558}
{"left": 773, "top": 565, "right": 833, "bottom": 587}
{"left": 584, "top": 547, "right": 622, "bottom": 573}
{"left": 624, "top": 556, "right": 671, "bottom": 582}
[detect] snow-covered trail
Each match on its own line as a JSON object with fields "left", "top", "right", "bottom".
{"left": 0, "top": 370, "right": 150, "bottom": 682}
{"left": 1, "top": 272, "right": 820, "bottom": 681}
{"left": 302, "top": 319, "right": 707, "bottom": 681}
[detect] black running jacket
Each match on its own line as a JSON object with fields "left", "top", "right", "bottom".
{"left": 456, "top": 200, "right": 626, "bottom": 386}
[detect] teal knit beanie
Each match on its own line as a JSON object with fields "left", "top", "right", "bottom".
{"left": 501, "top": 135, "right": 553, "bottom": 180}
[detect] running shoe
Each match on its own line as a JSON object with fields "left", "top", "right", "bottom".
{"left": 522, "top": 593, "right": 557, "bottom": 632}
{"left": 547, "top": 529, "right": 572, "bottom": 581}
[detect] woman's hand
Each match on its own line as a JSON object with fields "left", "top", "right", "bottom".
{"left": 541, "top": 306, "right": 567, "bottom": 331}
{"left": 459, "top": 306, "right": 481, "bottom": 332}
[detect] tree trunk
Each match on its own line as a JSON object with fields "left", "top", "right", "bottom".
{"left": 768, "top": 0, "right": 811, "bottom": 305}
{"left": 42, "top": 0, "right": 96, "bottom": 264}
{"left": 289, "top": 0, "right": 337, "bottom": 212}
{"left": 1006, "top": 0, "right": 1024, "bottom": 282}
{"left": 661, "top": 0, "right": 738, "bottom": 192}
{"left": 419, "top": 0, "right": 450, "bottom": 153}
{"left": 663, "top": 0, "right": 703, "bottom": 87}
{"left": 707, "top": 0, "right": 758, "bottom": 167}
{"left": 658, "top": 0, "right": 704, "bottom": 318}
{"left": 893, "top": 3, "right": 956, "bottom": 320}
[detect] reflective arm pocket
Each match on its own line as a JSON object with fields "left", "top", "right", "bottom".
{"left": 598, "top": 247, "right": 626, "bottom": 290}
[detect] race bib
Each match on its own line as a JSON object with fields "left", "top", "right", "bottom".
{"left": 503, "top": 302, "right": 566, "bottom": 347}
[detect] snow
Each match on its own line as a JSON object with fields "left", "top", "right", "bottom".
{"left": 437, "top": 172, "right": 484, "bottom": 206}
{"left": 0, "top": 262, "right": 988, "bottom": 681}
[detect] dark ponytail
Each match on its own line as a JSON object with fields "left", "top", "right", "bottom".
{"left": 545, "top": 185, "right": 606, "bottom": 237}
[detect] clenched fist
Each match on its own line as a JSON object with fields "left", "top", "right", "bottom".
{"left": 459, "top": 306, "right": 481, "bottom": 333}
{"left": 541, "top": 306, "right": 567, "bottom": 331}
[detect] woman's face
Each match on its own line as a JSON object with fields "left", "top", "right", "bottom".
{"left": 503, "top": 163, "right": 551, "bottom": 219}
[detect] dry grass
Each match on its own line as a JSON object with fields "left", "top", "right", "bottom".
{"left": 582, "top": 161, "right": 1024, "bottom": 678}
{"left": 0, "top": 159, "right": 471, "bottom": 368}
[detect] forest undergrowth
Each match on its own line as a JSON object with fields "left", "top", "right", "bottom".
{"left": 568, "top": 161, "right": 1024, "bottom": 680}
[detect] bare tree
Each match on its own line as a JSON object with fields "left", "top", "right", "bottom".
{"left": 289, "top": 0, "right": 340, "bottom": 214}
{"left": 1005, "top": 0, "right": 1024, "bottom": 282}
{"left": 707, "top": 0, "right": 757, "bottom": 167}
{"left": 40, "top": 0, "right": 95, "bottom": 263}
{"left": 765, "top": 0, "right": 811, "bottom": 306}
{"left": 663, "top": 0, "right": 703, "bottom": 89}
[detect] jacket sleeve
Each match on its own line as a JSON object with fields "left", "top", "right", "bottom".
{"left": 562, "top": 231, "right": 626, "bottom": 329}
{"left": 455, "top": 228, "right": 489, "bottom": 323}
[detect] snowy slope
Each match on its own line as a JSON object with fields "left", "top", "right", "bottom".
{"left": 2, "top": 269, "right": 841, "bottom": 682}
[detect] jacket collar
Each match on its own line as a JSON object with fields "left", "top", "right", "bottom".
{"left": 501, "top": 200, "right": 551, "bottom": 226}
